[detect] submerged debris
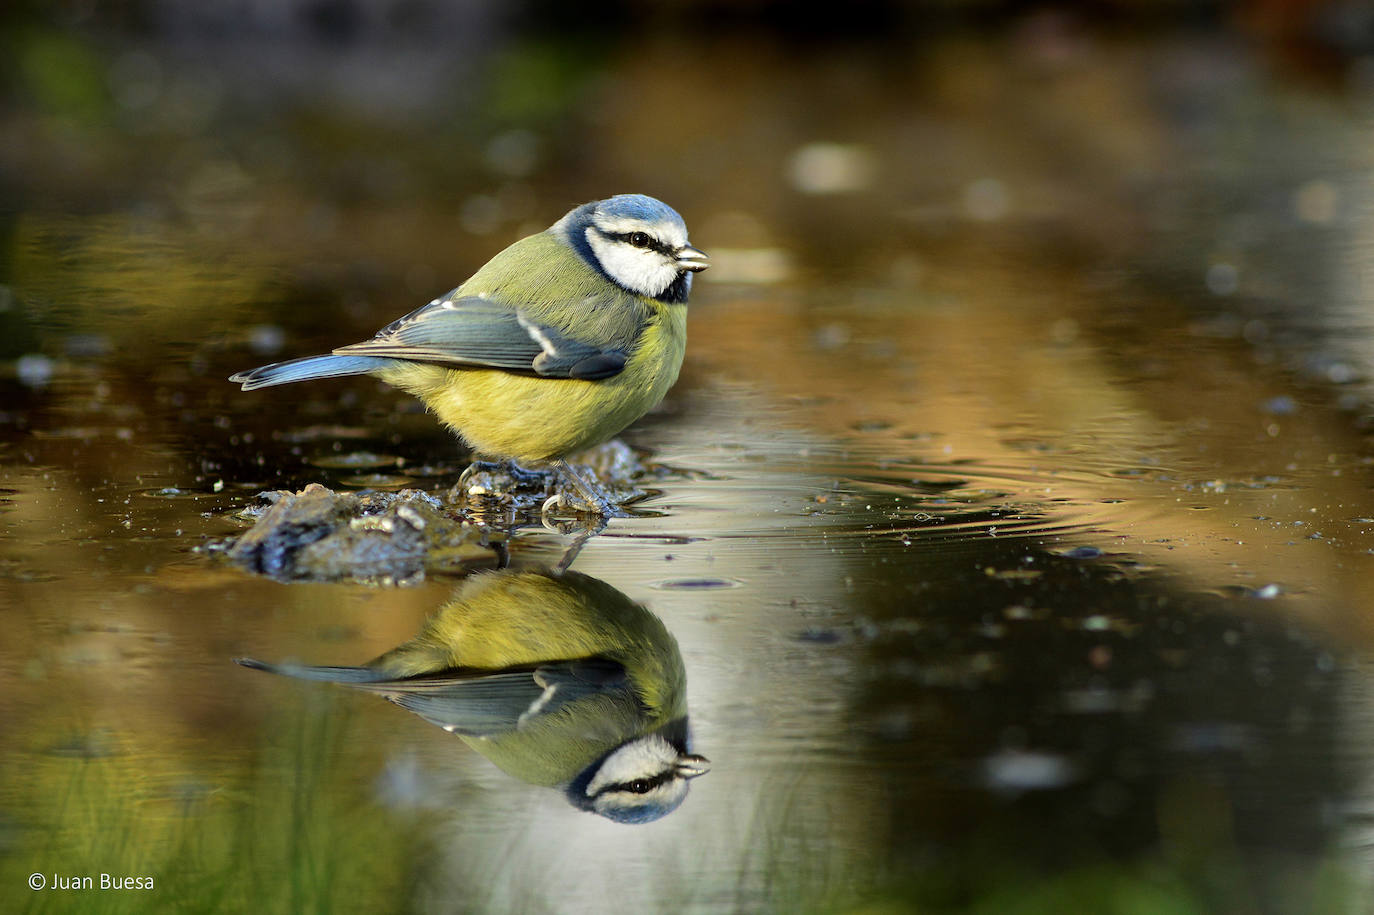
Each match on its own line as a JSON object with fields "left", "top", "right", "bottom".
{"left": 226, "top": 484, "right": 499, "bottom": 584}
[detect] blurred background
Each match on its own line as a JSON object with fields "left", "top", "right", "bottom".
{"left": 5, "top": 0, "right": 1374, "bottom": 912}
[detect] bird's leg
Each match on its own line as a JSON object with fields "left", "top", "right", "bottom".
{"left": 458, "top": 459, "right": 556, "bottom": 496}
{"left": 457, "top": 460, "right": 498, "bottom": 490}
{"left": 550, "top": 518, "right": 604, "bottom": 571}
{"left": 500, "top": 460, "right": 554, "bottom": 489}
{"left": 541, "top": 459, "right": 631, "bottom": 518}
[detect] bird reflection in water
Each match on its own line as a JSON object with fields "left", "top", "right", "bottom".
{"left": 237, "top": 567, "right": 709, "bottom": 823}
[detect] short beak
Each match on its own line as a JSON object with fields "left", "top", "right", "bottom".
{"left": 677, "top": 754, "right": 711, "bottom": 778}
{"left": 675, "top": 245, "right": 709, "bottom": 273}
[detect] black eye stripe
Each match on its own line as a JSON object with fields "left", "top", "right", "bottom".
{"left": 595, "top": 772, "right": 673, "bottom": 797}
{"left": 609, "top": 231, "right": 672, "bottom": 256}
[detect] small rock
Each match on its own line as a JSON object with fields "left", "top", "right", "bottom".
{"left": 226, "top": 484, "right": 496, "bottom": 583}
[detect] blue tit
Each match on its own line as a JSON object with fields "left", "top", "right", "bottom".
{"left": 230, "top": 194, "right": 708, "bottom": 515}
{"left": 236, "top": 567, "right": 709, "bottom": 823}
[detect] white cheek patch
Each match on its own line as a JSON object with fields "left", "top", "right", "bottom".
{"left": 585, "top": 734, "right": 679, "bottom": 796}
{"left": 585, "top": 228, "right": 678, "bottom": 298}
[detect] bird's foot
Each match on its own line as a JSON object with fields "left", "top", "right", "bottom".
{"left": 540, "top": 459, "right": 635, "bottom": 519}
{"left": 539, "top": 490, "right": 631, "bottom": 520}
{"left": 455, "top": 460, "right": 555, "bottom": 502}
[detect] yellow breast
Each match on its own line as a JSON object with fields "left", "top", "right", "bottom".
{"left": 380, "top": 303, "right": 686, "bottom": 463}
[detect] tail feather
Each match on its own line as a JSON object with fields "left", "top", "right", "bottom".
{"left": 230, "top": 354, "right": 393, "bottom": 390}
{"left": 235, "top": 657, "right": 392, "bottom": 684}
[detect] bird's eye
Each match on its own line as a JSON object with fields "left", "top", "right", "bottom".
{"left": 628, "top": 232, "right": 652, "bottom": 249}
{"left": 625, "top": 779, "right": 654, "bottom": 794}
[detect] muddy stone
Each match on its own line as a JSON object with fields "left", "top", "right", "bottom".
{"left": 227, "top": 484, "right": 497, "bottom": 583}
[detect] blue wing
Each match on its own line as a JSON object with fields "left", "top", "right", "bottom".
{"left": 340, "top": 659, "right": 626, "bottom": 736}
{"left": 332, "top": 293, "right": 628, "bottom": 381}
{"left": 238, "top": 655, "right": 634, "bottom": 737}
{"left": 347, "top": 658, "right": 632, "bottom": 736}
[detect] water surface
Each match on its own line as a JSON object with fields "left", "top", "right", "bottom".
{"left": 4, "top": 15, "right": 1374, "bottom": 914}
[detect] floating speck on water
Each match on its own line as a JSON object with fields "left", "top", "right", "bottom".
{"left": 654, "top": 578, "right": 741, "bottom": 591}
{"left": 980, "top": 749, "right": 1079, "bottom": 792}
{"left": 1061, "top": 687, "right": 1124, "bottom": 714}
{"left": 64, "top": 334, "right": 111, "bottom": 357}
{"left": 1061, "top": 546, "right": 1103, "bottom": 560}
{"left": 1293, "top": 179, "right": 1339, "bottom": 224}
{"left": 707, "top": 247, "right": 793, "bottom": 285}
{"left": 964, "top": 177, "right": 1010, "bottom": 222}
{"left": 311, "top": 451, "right": 402, "bottom": 470}
{"left": 1324, "top": 361, "right": 1357, "bottom": 384}
{"left": 277, "top": 425, "right": 375, "bottom": 443}
{"left": 1205, "top": 262, "right": 1239, "bottom": 296}
{"left": 1049, "top": 317, "right": 1079, "bottom": 344}
{"left": 1261, "top": 395, "right": 1298, "bottom": 416}
{"left": 787, "top": 142, "right": 875, "bottom": 195}
{"left": 16, "top": 354, "right": 54, "bottom": 388}
{"left": 138, "top": 487, "right": 200, "bottom": 500}
{"left": 1252, "top": 583, "right": 1282, "bottom": 599}
{"left": 401, "top": 463, "right": 463, "bottom": 478}
{"left": 249, "top": 324, "right": 286, "bottom": 354}
{"left": 796, "top": 627, "right": 845, "bottom": 644}
{"left": 813, "top": 323, "right": 851, "bottom": 350}
{"left": 339, "top": 473, "right": 413, "bottom": 490}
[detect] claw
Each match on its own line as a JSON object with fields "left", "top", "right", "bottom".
{"left": 458, "top": 460, "right": 556, "bottom": 505}
{"left": 547, "top": 459, "right": 633, "bottom": 518}
{"left": 457, "top": 460, "right": 499, "bottom": 490}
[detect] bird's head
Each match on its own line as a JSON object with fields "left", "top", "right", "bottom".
{"left": 567, "top": 728, "right": 710, "bottom": 824}
{"left": 557, "top": 194, "right": 709, "bottom": 303}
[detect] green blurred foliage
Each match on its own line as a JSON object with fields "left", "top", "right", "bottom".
{"left": 0, "top": 700, "right": 423, "bottom": 914}
{"left": 13, "top": 28, "right": 110, "bottom": 122}
{"left": 485, "top": 37, "right": 607, "bottom": 125}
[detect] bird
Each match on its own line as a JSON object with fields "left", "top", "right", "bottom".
{"left": 230, "top": 194, "right": 708, "bottom": 515}
{"left": 235, "top": 566, "right": 710, "bottom": 823}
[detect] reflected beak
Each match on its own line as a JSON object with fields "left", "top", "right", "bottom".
{"left": 675, "top": 245, "right": 710, "bottom": 273}
{"left": 677, "top": 754, "right": 711, "bottom": 779}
